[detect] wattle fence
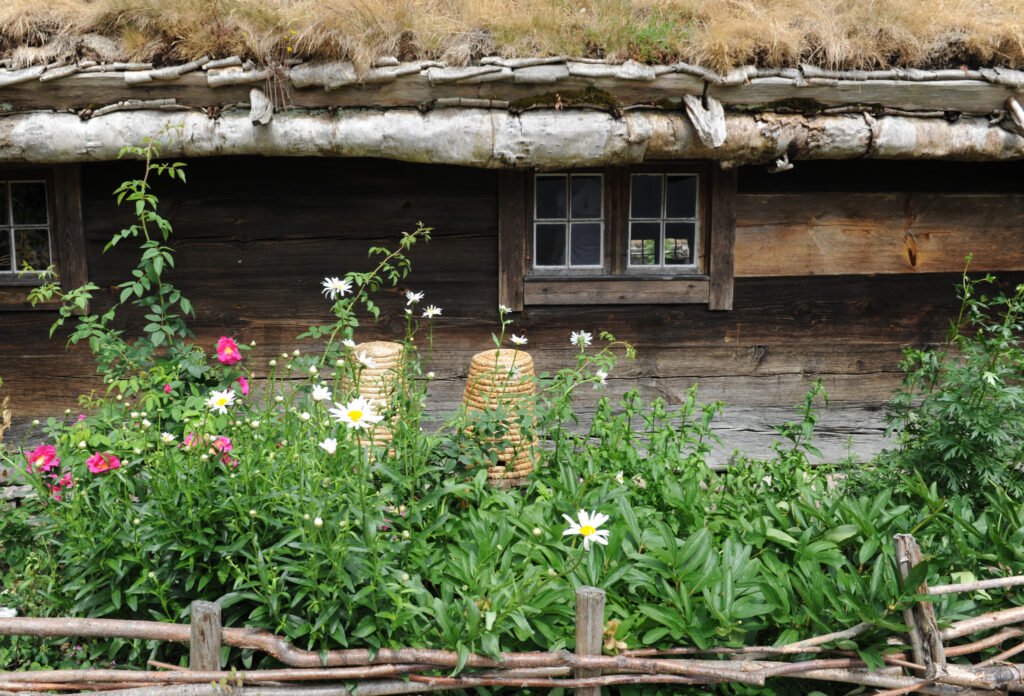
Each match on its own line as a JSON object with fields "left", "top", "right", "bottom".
{"left": 3, "top": 535, "right": 1024, "bottom": 696}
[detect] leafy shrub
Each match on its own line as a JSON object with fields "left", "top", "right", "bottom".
{"left": 4, "top": 135, "right": 1024, "bottom": 689}
{"left": 882, "top": 263, "right": 1024, "bottom": 496}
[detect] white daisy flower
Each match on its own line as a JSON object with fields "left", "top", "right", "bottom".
{"left": 562, "top": 510, "right": 611, "bottom": 551}
{"left": 342, "top": 339, "right": 356, "bottom": 349}
{"left": 141, "top": 418, "right": 151, "bottom": 429}
{"left": 312, "top": 384, "right": 332, "bottom": 402}
{"left": 356, "top": 350, "right": 377, "bottom": 369}
{"left": 615, "top": 471, "right": 624, "bottom": 484}
{"left": 321, "top": 276, "right": 352, "bottom": 300}
{"left": 206, "top": 388, "right": 236, "bottom": 415}
{"left": 319, "top": 437, "right": 338, "bottom": 455}
{"left": 570, "top": 330, "right": 593, "bottom": 348}
{"left": 594, "top": 369, "right": 608, "bottom": 388}
{"left": 510, "top": 334, "right": 528, "bottom": 345}
{"left": 160, "top": 432, "right": 176, "bottom": 444}
{"left": 329, "top": 397, "right": 384, "bottom": 431}
{"left": 405, "top": 290, "right": 424, "bottom": 305}
{"left": 422, "top": 305, "right": 442, "bottom": 318}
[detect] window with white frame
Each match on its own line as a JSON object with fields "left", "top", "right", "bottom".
{"left": 498, "top": 163, "right": 735, "bottom": 309}
{"left": 628, "top": 173, "right": 699, "bottom": 270}
{"left": 533, "top": 173, "right": 604, "bottom": 269}
{"left": 0, "top": 179, "right": 52, "bottom": 277}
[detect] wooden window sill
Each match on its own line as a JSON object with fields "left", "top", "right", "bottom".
{"left": 524, "top": 276, "right": 710, "bottom": 305}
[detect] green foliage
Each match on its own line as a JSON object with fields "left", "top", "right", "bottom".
{"left": 882, "top": 260, "right": 1024, "bottom": 495}
{"left": 6, "top": 137, "right": 1024, "bottom": 692}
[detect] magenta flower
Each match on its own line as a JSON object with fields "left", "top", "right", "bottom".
{"left": 76, "top": 414, "right": 87, "bottom": 423}
{"left": 212, "top": 436, "right": 233, "bottom": 453}
{"left": 216, "top": 336, "right": 242, "bottom": 365}
{"left": 236, "top": 376, "right": 250, "bottom": 396}
{"left": 220, "top": 454, "right": 238, "bottom": 469}
{"left": 86, "top": 452, "right": 121, "bottom": 474}
{"left": 25, "top": 444, "right": 60, "bottom": 474}
{"left": 48, "top": 471, "right": 73, "bottom": 500}
{"left": 163, "top": 383, "right": 173, "bottom": 394}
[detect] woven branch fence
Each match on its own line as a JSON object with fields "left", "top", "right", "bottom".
{"left": 3, "top": 534, "right": 1024, "bottom": 696}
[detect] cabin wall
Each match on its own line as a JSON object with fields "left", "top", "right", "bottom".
{"left": 2, "top": 157, "right": 1023, "bottom": 466}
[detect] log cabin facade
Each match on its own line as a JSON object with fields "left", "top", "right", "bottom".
{"left": 3, "top": 55, "right": 1024, "bottom": 465}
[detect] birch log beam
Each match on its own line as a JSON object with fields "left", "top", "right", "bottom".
{"left": 0, "top": 109, "right": 1022, "bottom": 166}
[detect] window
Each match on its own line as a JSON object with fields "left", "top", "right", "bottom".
{"left": 0, "top": 180, "right": 53, "bottom": 279}
{"left": 0, "top": 165, "right": 86, "bottom": 310}
{"left": 498, "top": 164, "right": 736, "bottom": 309}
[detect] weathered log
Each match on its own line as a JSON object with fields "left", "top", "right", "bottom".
{"left": 0, "top": 109, "right": 1022, "bottom": 166}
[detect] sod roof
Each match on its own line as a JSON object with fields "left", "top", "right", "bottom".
{"left": 3, "top": 0, "right": 1024, "bottom": 74}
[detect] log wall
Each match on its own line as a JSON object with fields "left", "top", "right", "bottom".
{"left": 2, "top": 157, "right": 1023, "bottom": 466}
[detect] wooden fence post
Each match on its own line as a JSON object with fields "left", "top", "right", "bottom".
{"left": 574, "top": 585, "right": 605, "bottom": 696}
{"left": 189, "top": 600, "right": 222, "bottom": 671}
{"left": 894, "top": 534, "right": 947, "bottom": 680}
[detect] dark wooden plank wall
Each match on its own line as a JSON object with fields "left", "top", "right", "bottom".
{"left": 3, "top": 157, "right": 1024, "bottom": 464}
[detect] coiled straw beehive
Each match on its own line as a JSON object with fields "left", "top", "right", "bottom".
{"left": 462, "top": 348, "right": 537, "bottom": 486}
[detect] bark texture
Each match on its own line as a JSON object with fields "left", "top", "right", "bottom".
{"left": 1, "top": 109, "right": 1022, "bottom": 166}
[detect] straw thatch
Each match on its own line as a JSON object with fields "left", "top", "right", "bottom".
{"left": 2, "top": 0, "right": 1024, "bottom": 74}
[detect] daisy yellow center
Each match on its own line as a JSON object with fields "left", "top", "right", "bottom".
{"left": 349, "top": 409, "right": 364, "bottom": 421}
{"left": 216, "top": 397, "right": 228, "bottom": 406}
{"left": 580, "top": 525, "right": 596, "bottom": 536}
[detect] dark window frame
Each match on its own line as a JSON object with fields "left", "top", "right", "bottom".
{"left": 498, "top": 162, "right": 736, "bottom": 309}
{"left": 0, "top": 164, "right": 87, "bottom": 311}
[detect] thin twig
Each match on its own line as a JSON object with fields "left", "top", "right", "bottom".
{"left": 928, "top": 575, "right": 1024, "bottom": 595}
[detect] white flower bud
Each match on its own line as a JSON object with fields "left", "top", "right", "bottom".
{"left": 401, "top": 573, "right": 410, "bottom": 582}
{"left": 116, "top": 394, "right": 123, "bottom": 401}
{"left": 269, "top": 359, "right": 277, "bottom": 366}
{"left": 308, "top": 365, "right": 318, "bottom": 374}
{"left": 303, "top": 513, "right": 310, "bottom": 520}
{"left": 300, "top": 412, "right": 311, "bottom": 422}
{"left": 148, "top": 571, "right": 156, "bottom": 579}
{"left": 314, "top": 517, "right": 323, "bottom": 527}
{"left": 249, "top": 509, "right": 257, "bottom": 517}
{"left": 31, "top": 419, "right": 39, "bottom": 425}
{"left": 134, "top": 448, "right": 142, "bottom": 455}
{"left": 133, "top": 518, "right": 141, "bottom": 525}
{"left": 532, "top": 527, "right": 542, "bottom": 536}
{"left": 65, "top": 408, "right": 72, "bottom": 415}
{"left": 402, "top": 530, "right": 410, "bottom": 540}
{"left": 78, "top": 441, "right": 87, "bottom": 449}
{"left": 293, "top": 349, "right": 301, "bottom": 356}
{"left": 274, "top": 395, "right": 284, "bottom": 402}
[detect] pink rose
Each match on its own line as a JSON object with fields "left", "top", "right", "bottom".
{"left": 236, "top": 376, "right": 250, "bottom": 396}
{"left": 26, "top": 444, "right": 60, "bottom": 474}
{"left": 216, "top": 336, "right": 242, "bottom": 365}
{"left": 164, "top": 383, "right": 173, "bottom": 394}
{"left": 86, "top": 452, "right": 121, "bottom": 474}
{"left": 212, "top": 436, "right": 232, "bottom": 453}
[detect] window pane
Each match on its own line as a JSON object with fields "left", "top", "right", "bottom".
{"left": 666, "top": 175, "right": 697, "bottom": 218}
{"left": 570, "top": 223, "right": 601, "bottom": 266}
{"left": 629, "top": 222, "right": 660, "bottom": 266}
{"left": 15, "top": 228, "right": 51, "bottom": 270}
{"left": 630, "top": 174, "right": 662, "bottom": 218}
{"left": 571, "top": 175, "right": 602, "bottom": 219}
{"left": 0, "top": 182, "right": 7, "bottom": 225}
{"left": 535, "top": 223, "right": 566, "bottom": 266}
{"left": 10, "top": 182, "right": 47, "bottom": 225}
{"left": 535, "top": 176, "right": 567, "bottom": 219}
{"left": 0, "top": 231, "right": 11, "bottom": 272}
{"left": 664, "top": 222, "right": 695, "bottom": 265}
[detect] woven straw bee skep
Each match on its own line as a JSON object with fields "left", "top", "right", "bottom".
{"left": 462, "top": 348, "right": 538, "bottom": 484}
{"left": 347, "top": 341, "right": 405, "bottom": 450}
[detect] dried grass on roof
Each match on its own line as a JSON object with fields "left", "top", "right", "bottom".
{"left": 2, "top": 0, "right": 1024, "bottom": 72}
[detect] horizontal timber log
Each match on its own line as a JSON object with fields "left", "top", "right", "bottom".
{"left": 736, "top": 193, "right": 1024, "bottom": 276}
{"left": 1, "top": 110, "right": 1023, "bottom": 166}
{"left": 0, "top": 70, "right": 1021, "bottom": 116}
